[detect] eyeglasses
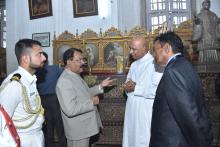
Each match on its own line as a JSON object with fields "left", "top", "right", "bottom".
{"left": 72, "top": 58, "right": 85, "bottom": 63}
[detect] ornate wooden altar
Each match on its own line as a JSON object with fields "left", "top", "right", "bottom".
{"left": 53, "top": 21, "right": 220, "bottom": 146}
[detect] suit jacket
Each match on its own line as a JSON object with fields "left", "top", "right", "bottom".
{"left": 150, "top": 56, "right": 213, "bottom": 147}
{"left": 56, "top": 69, "right": 103, "bottom": 140}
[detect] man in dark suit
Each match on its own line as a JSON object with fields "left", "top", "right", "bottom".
{"left": 150, "top": 31, "right": 213, "bottom": 147}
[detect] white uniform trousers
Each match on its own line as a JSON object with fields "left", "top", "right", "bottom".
{"left": 19, "top": 130, "right": 44, "bottom": 147}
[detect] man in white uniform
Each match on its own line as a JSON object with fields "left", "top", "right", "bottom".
{"left": 0, "top": 39, "right": 46, "bottom": 147}
{"left": 122, "top": 36, "right": 163, "bottom": 147}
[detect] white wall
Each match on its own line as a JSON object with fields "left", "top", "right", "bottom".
{"left": 211, "top": 0, "right": 220, "bottom": 17}
{"left": 118, "top": 0, "right": 142, "bottom": 31}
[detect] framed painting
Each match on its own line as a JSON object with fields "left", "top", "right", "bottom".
{"left": 32, "top": 32, "right": 50, "bottom": 47}
{"left": 28, "top": 0, "right": 53, "bottom": 20}
{"left": 72, "top": 0, "right": 98, "bottom": 18}
{"left": 104, "top": 42, "right": 124, "bottom": 67}
{"left": 85, "top": 44, "right": 99, "bottom": 68}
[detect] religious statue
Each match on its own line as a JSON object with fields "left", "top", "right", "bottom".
{"left": 116, "top": 56, "right": 124, "bottom": 74}
{"left": 192, "top": 0, "right": 220, "bottom": 64}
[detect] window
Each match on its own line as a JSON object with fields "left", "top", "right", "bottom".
{"left": 0, "top": 3, "right": 6, "bottom": 48}
{"left": 146, "top": 0, "right": 191, "bottom": 32}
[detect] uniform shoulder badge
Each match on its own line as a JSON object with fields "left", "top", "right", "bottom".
{"left": 10, "top": 73, "right": 21, "bottom": 82}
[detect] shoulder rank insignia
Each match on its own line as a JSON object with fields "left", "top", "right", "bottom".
{"left": 10, "top": 73, "right": 21, "bottom": 82}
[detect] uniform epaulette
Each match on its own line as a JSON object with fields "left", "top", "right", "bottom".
{"left": 10, "top": 73, "right": 21, "bottom": 82}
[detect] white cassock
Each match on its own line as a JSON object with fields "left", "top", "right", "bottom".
{"left": 122, "top": 52, "right": 163, "bottom": 147}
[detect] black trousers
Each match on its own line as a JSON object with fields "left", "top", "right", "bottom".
{"left": 41, "top": 94, "right": 67, "bottom": 147}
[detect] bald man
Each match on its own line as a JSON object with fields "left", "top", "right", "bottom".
{"left": 122, "top": 36, "right": 163, "bottom": 147}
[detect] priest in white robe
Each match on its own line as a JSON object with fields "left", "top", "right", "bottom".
{"left": 122, "top": 36, "right": 163, "bottom": 147}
